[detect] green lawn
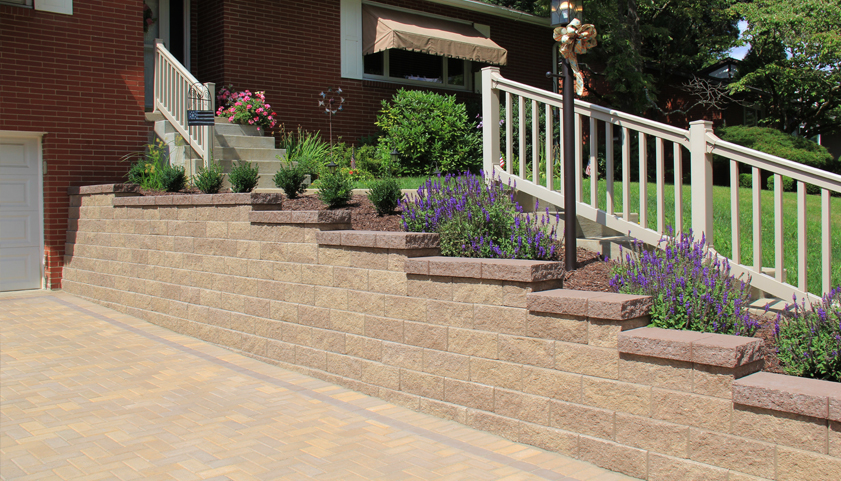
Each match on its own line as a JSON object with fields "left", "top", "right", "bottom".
{"left": 351, "top": 176, "right": 429, "bottom": 190}
{"left": 577, "top": 179, "right": 841, "bottom": 296}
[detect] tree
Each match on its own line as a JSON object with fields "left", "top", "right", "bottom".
{"left": 730, "top": 0, "right": 841, "bottom": 138}
{"left": 481, "top": 1, "right": 741, "bottom": 117}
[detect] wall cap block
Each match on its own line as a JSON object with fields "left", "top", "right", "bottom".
{"left": 315, "top": 230, "right": 440, "bottom": 251}
{"left": 250, "top": 210, "right": 350, "bottom": 225}
{"left": 69, "top": 184, "right": 140, "bottom": 195}
{"left": 528, "top": 289, "right": 651, "bottom": 320}
{"left": 402, "top": 256, "right": 563, "bottom": 283}
{"left": 733, "top": 371, "right": 841, "bottom": 421}
{"left": 109, "top": 191, "right": 284, "bottom": 207}
{"left": 617, "top": 326, "right": 763, "bottom": 368}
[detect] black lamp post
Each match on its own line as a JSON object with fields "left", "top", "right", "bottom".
{"left": 551, "top": 0, "right": 582, "bottom": 273}
{"left": 327, "top": 160, "right": 338, "bottom": 174}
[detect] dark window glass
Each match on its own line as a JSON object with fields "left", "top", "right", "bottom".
{"left": 447, "top": 57, "right": 464, "bottom": 86}
{"left": 364, "top": 51, "right": 384, "bottom": 76}
{"left": 389, "top": 49, "right": 442, "bottom": 83}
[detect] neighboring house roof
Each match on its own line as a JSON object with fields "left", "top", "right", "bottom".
{"left": 697, "top": 57, "right": 740, "bottom": 81}
{"left": 421, "top": 0, "right": 550, "bottom": 26}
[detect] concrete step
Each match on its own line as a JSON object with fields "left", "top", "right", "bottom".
{"left": 577, "top": 235, "right": 634, "bottom": 261}
{"left": 214, "top": 134, "right": 275, "bottom": 149}
{"left": 221, "top": 172, "right": 278, "bottom": 190}
{"left": 748, "top": 297, "right": 787, "bottom": 319}
{"left": 214, "top": 147, "right": 284, "bottom": 162}
{"left": 214, "top": 118, "right": 263, "bottom": 136}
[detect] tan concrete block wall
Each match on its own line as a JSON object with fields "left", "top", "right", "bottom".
{"left": 61, "top": 192, "right": 841, "bottom": 481}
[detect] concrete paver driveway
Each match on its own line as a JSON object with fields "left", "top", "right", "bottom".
{"left": 1, "top": 291, "right": 636, "bottom": 480}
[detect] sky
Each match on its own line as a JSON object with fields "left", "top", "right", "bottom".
{"left": 726, "top": 20, "right": 750, "bottom": 60}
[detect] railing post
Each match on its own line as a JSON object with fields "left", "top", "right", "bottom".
{"left": 204, "top": 82, "right": 215, "bottom": 169}
{"left": 154, "top": 39, "right": 165, "bottom": 113}
{"left": 689, "top": 120, "right": 714, "bottom": 245}
{"left": 482, "top": 67, "right": 500, "bottom": 176}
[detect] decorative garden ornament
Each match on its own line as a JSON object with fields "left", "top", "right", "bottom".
{"left": 553, "top": 19, "right": 597, "bottom": 96}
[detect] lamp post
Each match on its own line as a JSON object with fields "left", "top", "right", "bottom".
{"left": 551, "top": 0, "right": 582, "bottom": 273}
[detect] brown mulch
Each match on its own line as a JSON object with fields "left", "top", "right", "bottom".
{"left": 140, "top": 189, "right": 786, "bottom": 375}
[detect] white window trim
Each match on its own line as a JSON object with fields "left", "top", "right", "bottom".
{"left": 34, "top": 0, "right": 72, "bottom": 15}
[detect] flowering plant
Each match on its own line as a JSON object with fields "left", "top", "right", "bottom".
{"left": 216, "top": 85, "right": 278, "bottom": 132}
{"left": 143, "top": 3, "right": 156, "bottom": 33}
{"left": 610, "top": 228, "right": 757, "bottom": 336}
{"left": 774, "top": 288, "right": 841, "bottom": 382}
{"left": 401, "top": 171, "right": 559, "bottom": 260}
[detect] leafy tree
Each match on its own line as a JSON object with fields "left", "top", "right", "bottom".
{"left": 729, "top": 0, "right": 841, "bottom": 138}
{"left": 481, "top": 0, "right": 740, "bottom": 117}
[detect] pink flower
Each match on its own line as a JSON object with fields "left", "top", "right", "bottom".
{"left": 264, "top": 104, "right": 270, "bottom": 109}
{"left": 235, "top": 101, "right": 242, "bottom": 106}
{"left": 229, "top": 116, "right": 235, "bottom": 122}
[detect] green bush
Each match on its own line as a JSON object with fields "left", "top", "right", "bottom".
{"left": 376, "top": 89, "right": 480, "bottom": 175}
{"left": 124, "top": 140, "right": 169, "bottom": 191}
{"left": 739, "top": 173, "right": 753, "bottom": 188}
{"left": 229, "top": 161, "right": 260, "bottom": 193}
{"left": 774, "top": 287, "right": 841, "bottom": 382}
{"left": 159, "top": 164, "right": 186, "bottom": 192}
{"left": 329, "top": 143, "right": 391, "bottom": 179}
{"left": 317, "top": 171, "right": 354, "bottom": 208}
{"left": 272, "top": 163, "right": 308, "bottom": 199}
{"left": 193, "top": 161, "right": 225, "bottom": 194}
{"left": 717, "top": 125, "right": 837, "bottom": 172}
{"left": 367, "top": 178, "right": 403, "bottom": 215}
{"left": 278, "top": 125, "right": 329, "bottom": 178}
{"left": 765, "top": 174, "right": 795, "bottom": 192}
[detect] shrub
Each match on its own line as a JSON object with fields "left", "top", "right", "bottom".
{"left": 610, "top": 228, "right": 758, "bottom": 336}
{"left": 774, "top": 288, "right": 841, "bottom": 382}
{"left": 159, "top": 164, "right": 186, "bottom": 192}
{"left": 377, "top": 89, "right": 480, "bottom": 175}
{"left": 317, "top": 170, "right": 354, "bottom": 208}
{"left": 278, "top": 125, "right": 330, "bottom": 178}
{"left": 193, "top": 161, "right": 224, "bottom": 194}
{"left": 401, "top": 171, "right": 559, "bottom": 260}
{"left": 124, "top": 140, "right": 168, "bottom": 191}
{"left": 229, "top": 161, "right": 260, "bottom": 193}
{"left": 272, "top": 162, "right": 308, "bottom": 199}
{"left": 766, "top": 174, "right": 795, "bottom": 192}
{"left": 739, "top": 173, "right": 753, "bottom": 188}
{"left": 367, "top": 178, "right": 403, "bottom": 215}
{"left": 330, "top": 143, "right": 391, "bottom": 178}
{"left": 718, "top": 125, "right": 836, "bottom": 171}
{"left": 216, "top": 86, "right": 278, "bottom": 132}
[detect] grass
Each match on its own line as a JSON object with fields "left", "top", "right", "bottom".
{"left": 573, "top": 178, "right": 841, "bottom": 296}
{"left": 351, "top": 176, "right": 428, "bottom": 190}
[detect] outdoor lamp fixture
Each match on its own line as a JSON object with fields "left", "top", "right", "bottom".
{"left": 551, "top": 0, "right": 583, "bottom": 272}
{"left": 433, "top": 162, "right": 441, "bottom": 177}
{"left": 551, "top": 0, "right": 582, "bottom": 27}
{"left": 390, "top": 148, "right": 399, "bottom": 165}
{"left": 327, "top": 160, "right": 338, "bottom": 174}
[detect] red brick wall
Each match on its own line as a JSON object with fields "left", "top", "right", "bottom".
{"left": 192, "top": 0, "right": 554, "bottom": 143}
{"left": 0, "top": 1, "right": 148, "bottom": 289}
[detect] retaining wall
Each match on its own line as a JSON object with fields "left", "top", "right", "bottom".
{"left": 62, "top": 185, "right": 841, "bottom": 480}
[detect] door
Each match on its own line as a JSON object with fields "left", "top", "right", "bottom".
{"left": 0, "top": 134, "right": 44, "bottom": 292}
{"left": 144, "top": 0, "right": 191, "bottom": 110}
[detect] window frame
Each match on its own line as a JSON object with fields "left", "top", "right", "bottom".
{"left": 363, "top": 49, "right": 472, "bottom": 91}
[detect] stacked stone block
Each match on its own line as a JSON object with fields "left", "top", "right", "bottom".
{"left": 62, "top": 185, "right": 841, "bottom": 480}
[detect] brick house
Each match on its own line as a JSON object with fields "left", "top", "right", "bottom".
{"left": 0, "top": 0, "right": 554, "bottom": 292}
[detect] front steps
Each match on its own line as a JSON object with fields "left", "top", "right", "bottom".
{"left": 152, "top": 116, "right": 285, "bottom": 189}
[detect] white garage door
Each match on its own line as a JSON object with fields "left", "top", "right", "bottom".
{"left": 0, "top": 133, "right": 44, "bottom": 292}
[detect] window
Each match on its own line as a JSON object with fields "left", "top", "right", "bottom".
{"left": 0, "top": 0, "right": 33, "bottom": 6}
{"left": 363, "top": 49, "right": 468, "bottom": 89}
{"left": 341, "top": 0, "right": 506, "bottom": 89}
{"left": 1, "top": 0, "right": 73, "bottom": 14}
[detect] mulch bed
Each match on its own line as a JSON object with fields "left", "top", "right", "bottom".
{"left": 142, "top": 189, "right": 787, "bottom": 375}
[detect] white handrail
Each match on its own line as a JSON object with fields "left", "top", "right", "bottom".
{"left": 153, "top": 39, "right": 214, "bottom": 167}
{"left": 482, "top": 66, "right": 836, "bottom": 302}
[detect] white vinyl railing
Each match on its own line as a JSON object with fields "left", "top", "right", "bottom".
{"left": 154, "top": 39, "right": 214, "bottom": 167}
{"left": 481, "top": 67, "right": 839, "bottom": 302}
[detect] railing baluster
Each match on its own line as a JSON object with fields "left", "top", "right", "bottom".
{"left": 532, "top": 99, "right": 539, "bottom": 183}
{"left": 822, "top": 188, "right": 831, "bottom": 294}
{"left": 519, "top": 95, "right": 525, "bottom": 179}
{"left": 730, "top": 159, "right": 741, "bottom": 264}
{"left": 656, "top": 138, "right": 665, "bottom": 234}
{"left": 639, "top": 132, "right": 647, "bottom": 228}
{"left": 622, "top": 127, "right": 631, "bottom": 221}
{"left": 753, "top": 166, "right": 762, "bottom": 274}
{"left": 546, "top": 103, "right": 553, "bottom": 190}
{"left": 575, "top": 113, "right": 582, "bottom": 202}
{"left": 674, "top": 143, "right": 683, "bottom": 234}
{"left": 590, "top": 117, "right": 598, "bottom": 209}
{"left": 506, "top": 92, "right": 513, "bottom": 175}
{"left": 606, "top": 123, "right": 614, "bottom": 215}
{"left": 797, "top": 181, "right": 806, "bottom": 292}
{"left": 774, "top": 174, "right": 783, "bottom": 282}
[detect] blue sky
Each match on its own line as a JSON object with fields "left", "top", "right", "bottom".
{"left": 726, "top": 20, "right": 750, "bottom": 60}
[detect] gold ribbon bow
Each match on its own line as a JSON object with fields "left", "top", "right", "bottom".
{"left": 553, "top": 19, "right": 597, "bottom": 96}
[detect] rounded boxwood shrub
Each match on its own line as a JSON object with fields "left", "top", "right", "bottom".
{"left": 765, "top": 174, "right": 795, "bottom": 192}
{"left": 376, "top": 89, "right": 480, "bottom": 175}
{"left": 273, "top": 163, "right": 307, "bottom": 199}
{"left": 318, "top": 171, "right": 353, "bottom": 208}
{"left": 193, "top": 161, "right": 224, "bottom": 194}
{"left": 367, "top": 178, "right": 403, "bottom": 215}
{"left": 229, "top": 160, "right": 260, "bottom": 193}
